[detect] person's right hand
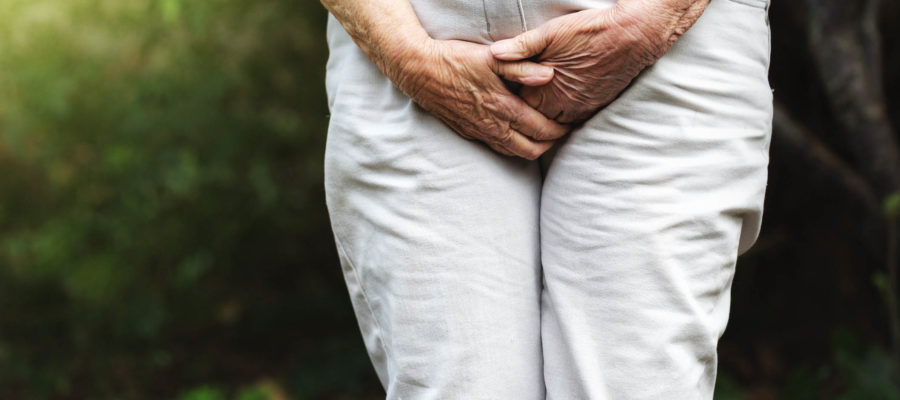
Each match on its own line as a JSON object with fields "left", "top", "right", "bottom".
{"left": 386, "top": 39, "right": 571, "bottom": 160}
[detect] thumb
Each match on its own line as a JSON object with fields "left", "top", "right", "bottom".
{"left": 490, "top": 30, "right": 549, "bottom": 61}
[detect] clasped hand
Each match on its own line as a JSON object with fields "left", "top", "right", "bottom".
{"left": 390, "top": 0, "right": 706, "bottom": 159}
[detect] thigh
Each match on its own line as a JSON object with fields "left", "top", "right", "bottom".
{"left": 325, "top": 19, "right": 544, "bottom": 400}
{"left": 539, "top": 0, "right": 772, "bottom": 398}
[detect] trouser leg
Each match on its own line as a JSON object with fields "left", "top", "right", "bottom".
{"left": 539, "top": 1, "right": 773, "bottom": 398}
{"left": 324, "top": 24, "right": 545, "bottom": 398}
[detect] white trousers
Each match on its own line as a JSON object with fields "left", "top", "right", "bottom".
{"left": 324, "top": 0, "right": 772, "bottom": 398}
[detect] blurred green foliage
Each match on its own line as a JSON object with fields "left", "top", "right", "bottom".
{"left": 715, "top": 328, "right": 900, "bottom": 399}
{"left": 0, "top": 0, "right": 377, "bottom": 398}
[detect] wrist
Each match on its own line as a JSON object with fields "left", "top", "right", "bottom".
{"left": 612, "top": 0, "right": 706, "bottom": 64}
{"left": 377, "top": 27, "right": 436, "bottom": 91}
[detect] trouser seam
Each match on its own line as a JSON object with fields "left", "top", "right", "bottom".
{"left": 516, "top": 0, "right": 528, "bottom": 31}
{"left": 482, "top": 0, "right": 496, "bottom": 41}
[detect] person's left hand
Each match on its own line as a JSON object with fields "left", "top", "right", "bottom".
{"left": 490, "top": 0, "right": 709, "bottom": 124}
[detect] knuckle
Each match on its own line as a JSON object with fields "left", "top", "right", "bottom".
{"left": 530, "top": 126, "right": 547, "bottom": 141}
{"left": 523, "top": 148, "right": 542, "bottom": 160}
{"left": 497, "top": 130, "right": 514, "bottom": 145}
{"left": 486, "top": 124, "right": 504, "bottom": 139}
{"left": 509, "top": 111, "right": 523, "bottom": 126}
{"left": 549, "top": 125, "right": 567, "bottom": 140}
{"left": 509, "top": 62, "right": 524, "bottom": 77}
{"left": 514, "top": 34, "right": 530, "bottom": 50}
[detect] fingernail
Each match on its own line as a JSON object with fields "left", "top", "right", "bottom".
{"left": 491, "top": 40, "right": 515, "bottom": 57}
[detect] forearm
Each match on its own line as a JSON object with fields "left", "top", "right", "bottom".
{"left": 320, "top": 0, "right": 432, "bottom": 84}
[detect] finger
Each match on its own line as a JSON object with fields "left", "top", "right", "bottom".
{"left": 520, "top": 86, "right": 543, "bottom": 109}
{"left": 488, "top": 143, "right": 515, "bottom": 157}
{"left": 501, "top": 95, "right": 570, "bottom": 141}
{"left": 492, "top": 60, "right": 554, "bottom": 86}
{"left": 490, "top": 143, "right": 515, "bottom": 156}
{"left": 521, "top": 86, "right": 564, "bottom": 121}
{"left": 494, "top": 130, "right": 556, "bottom": 160}
{"left": 490, "top": 29, "right": 549, "bottom": 61}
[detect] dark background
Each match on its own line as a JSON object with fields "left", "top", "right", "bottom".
{"left": 0, "top": 0, "right": 898, "bottom": 399}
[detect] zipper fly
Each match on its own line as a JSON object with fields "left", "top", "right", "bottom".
{"left": 483, "top": 0, "right": 529, "bottom": 40}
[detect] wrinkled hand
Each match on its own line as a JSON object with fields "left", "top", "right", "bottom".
{"left": 387, "top": 39, "right": 570, "bottom": 159}
{"left": 490, "top": 0, "right": 709, "bottom": 124}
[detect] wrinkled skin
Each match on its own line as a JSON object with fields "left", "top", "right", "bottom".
{"left": 388, "top": 39, "right": 571, "bottom": 159}
{"left": 491, "top": 0, "right": 710, "bottom": 124}
{"left": 323, "top": 0, "right": 708, "bottom": 158}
